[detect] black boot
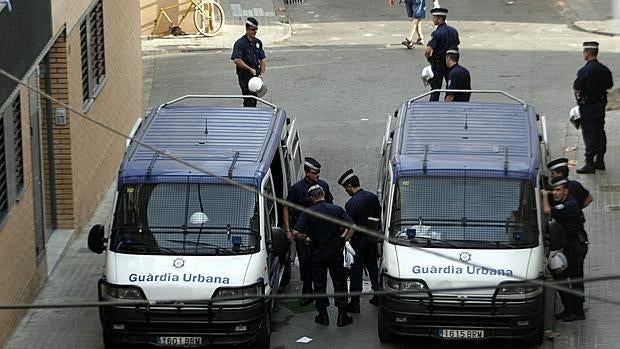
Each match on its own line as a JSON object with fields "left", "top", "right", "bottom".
{"left": 315, "top": 309, "right": 329, "bottom": 326}
{"left": 345, "top": 301, "right": 360, "bottom": 314}
{"left": 594, "top": 155, "right": 606, "bottom": 170}
{"left": 369, "top": 295, "right": 380, "bottom": 306}
{"left": 576, "top": 161, "right": 595, "bottom": 174}
{"left": 337, "top": 308, "right": 353, "bottom": 327}
{"left": 300, "top": 283, "right": 314, "bottom": 306}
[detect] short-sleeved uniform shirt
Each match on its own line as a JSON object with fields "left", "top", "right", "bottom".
{"left": 567, "top": 180, "right": 590, "bottom": 209}
{"left": 345, "top": 189, "right": 381, "bottom": 240}
{"left": 573, "top": 59, "right": 613, "bottom": 106}
{"left": 231, "top": 35, "right": 266, "bottom": 75}
{"left": 427, "top": 23, "right": 460, "bottom": 65}
{"left": 294, "top": 201, "right": 353, "bottom": 245}
{"left": 287, "top": 179, "right": 334, "bottom": 222}
{"left": 551, "top": 195, "right": 584, "bottom": 238}
{"left": 446, "top": 64, "right": 471, "bottom": 101}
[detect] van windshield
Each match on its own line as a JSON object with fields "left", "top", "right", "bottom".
{"left": 389, "top": 176, "right": 539, "bottom": 249}
{"left": 110, "top": 183, "right": 259, "bottom": 255}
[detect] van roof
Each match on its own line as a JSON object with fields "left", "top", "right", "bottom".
{"left": 392, "top": 101, "right": 540, "bottom": 181}
{"left": 119, "top": 104, "right": 286, "bottom": 187}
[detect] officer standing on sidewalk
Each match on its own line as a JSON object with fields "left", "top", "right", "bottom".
{"left": 282, "top": 157, "right": 334, "bottom": 305}
{"left": 547, "top": 158, "right": 593, "bottom": 210}
{"left": 293, "top": 185, "right": 354, "bottom": 327}
{"left": 424, "top": 7, "right": 460, "bottom": 102}
{"left": 337, "top": 169, "right": 381, "bottom": 313}
{"left": 573, "top": 41, "right": 614, "bottom": 174}
{"left": 542, "top": 177, "right": 589, "bottom": 322}
{"left": 231, "top": 17, "right": 267, "bottom": 107}
{"left": 444, "top": 47, "right": 471, "bottom": 102}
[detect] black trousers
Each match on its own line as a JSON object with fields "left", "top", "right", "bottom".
{"left": 429, "top": 63, "right": 447, "bottom": 102}
{"left": 311, "top": 244, "right": 348, "bottom": 310}
{"left": 349, "top": 239, "right": 379, "bottom": 304}
{"left": 557, "top": 239, "right": 588, "bottom": 314}
{"left": 295, "top": 239, "right": 313, "bottom": 289}
{"left": 580, "top": 103, "right": 606, "bottom": 162}
{"left": 237, "top": 72, "right": 258, "bottom": 107}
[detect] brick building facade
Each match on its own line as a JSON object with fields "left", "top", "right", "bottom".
{"left": 0, "top": 0, "right": 143, "bottom": 345}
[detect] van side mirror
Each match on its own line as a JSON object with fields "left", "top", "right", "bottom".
{"left": 547, "top": 221, "right": 566, "bottom": 251}
{"left": 270, "top": 227, "right": 290, "bottom": 259}
{"left": 88, "top": 224, "right": 106, "bottom": 254}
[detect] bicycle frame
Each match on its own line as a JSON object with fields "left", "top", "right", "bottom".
{"left": 152, "top": 0, "right": 201, "bottom": 36}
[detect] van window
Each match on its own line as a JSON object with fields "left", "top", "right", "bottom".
{"left": 110, "top": 183, "right": 258, "bottom": 255}
{"left": 389, "top": 176, "right": 538, "bottom": 248}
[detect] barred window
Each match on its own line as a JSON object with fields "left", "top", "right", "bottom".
{"left": 389, "top": 175, "right": 539, "bottom": 248}
{"left": 80, "top": 0, "right": 106, "bottom": 104}
{"left": 12, "top": 98, "right": 23, "bottom": 190}
{"left": 0, "top": 113, "right": 7, "bottom": 215}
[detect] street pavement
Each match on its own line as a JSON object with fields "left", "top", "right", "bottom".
{"left": 4, "top": 0, "right": 620, "bottom": 348}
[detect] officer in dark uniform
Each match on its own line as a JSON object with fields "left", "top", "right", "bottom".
{"left": 444, "top": 47, "right": 471, "bottom": 102}
{"left": 547, "top": 158, "right": 593, "bottom": 210}
{"left": 282, "top": 157, "right": 334, "bottom": 305}
{"left": 424, "top": 7, "right": 460, "bottom": 102}
{"left": 542, "top": 177, "right": 589, "bottom": 322}
{"left": 337, "top": 169, "right": 381, "bottom": 313}
{"left": 231, "top": 17, "right": 267, "bottom": 107}
{"left": 573, "top": 41, "right": 614, "bottom": 173}
{"left": 293, "top": 185, "right": 354, "bottom": 327}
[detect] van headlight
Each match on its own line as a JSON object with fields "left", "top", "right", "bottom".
{"left": 212, "top": 281, "right": 264, "bottom": 305}
{"left": 383, "top": 275, "right": 428, "bottom": 297}
{"left": 99, "top": 281, "right": 146, "bottom": 301}
{"left": 495, "top": 281, "right": 542, "bottom": 300}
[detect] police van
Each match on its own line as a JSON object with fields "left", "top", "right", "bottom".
{"left": 87, "top": 95, "right": 304, "bottom": 348}
{"left": 376, "top": 90, "right": 550, "bottom": 344}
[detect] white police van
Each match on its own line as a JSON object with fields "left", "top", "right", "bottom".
{"left": 376, "top": 90, "right": 550, "bottom": 344}
{"left": 88, "top": 95, "right": 304, "bottom": 348}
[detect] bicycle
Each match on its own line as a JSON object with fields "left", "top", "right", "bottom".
{"left": 152, "top": 0, "right": 225, "bottom": 37}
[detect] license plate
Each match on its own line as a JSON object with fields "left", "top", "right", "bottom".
{"left": 157, "top": 336, "right": 202, "bottom": 346}
{"left": 439, "top": 329, "right": 484, "bottom": 339}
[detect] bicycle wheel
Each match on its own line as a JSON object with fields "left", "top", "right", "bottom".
{"left": 193, "top": 0, "right": 225, "bottom": 37}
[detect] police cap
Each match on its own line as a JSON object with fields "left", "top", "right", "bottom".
{"left": 246, "top": 17, "right": 259, "bottom": 29}
{"left": 308, "top": 184, "right": 323, "bottom": 194}
{"left": 582, "top": 41, "right": 599, "bottom": 50}
{"left": 446, "top": 47, "right": 459, "bottom": 55}
{"left": 430, "top": 7, "right": 448, "bottom": 16}
{"left": 304, "top": 157, "right": 321, "bottom": 171}
{"left": 547, "top": 158, "right": 569, "bottom": 171}
{"left": 550, "top": 176, "right": 569, "bottom": 188}
{"left": 337, "top": 169, "right": 356, "bottom": 186}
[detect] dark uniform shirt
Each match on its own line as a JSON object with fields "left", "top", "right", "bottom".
{"left": 287, "top": 179, "right": 334, "bottom": 222}
{"left": 427, "top": 23, "right": 460, "bottom": 65}
{"left": 231, "top": 35, "right": 266, "bottom": 75}
{"left": 294, "top": 201, "right": 353, "bottom": 245}
{"left": 345, "top": 189, "right": 381, "bottom": 240}
{"left": 446, "top": 64, "right": 471, "bottom": 102}
{"left": 567, "top": 180, "right": 590, "bottom": 209}
{"left": 551, "top": 194, "right": 584, "bottom": 239}
{"left": 573, "top": 59, "right": 613, "bottom": 105}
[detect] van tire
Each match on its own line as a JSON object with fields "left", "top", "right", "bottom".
{"left": 378, "top": 309, "right": 396, "bottom": 343}
{"left": 280, "top": 261, "right": 291, "bottom": 289}
{"left": 252, "top": 311, "right": 271, "bottom": 349}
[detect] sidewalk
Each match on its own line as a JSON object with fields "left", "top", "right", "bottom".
{"left": 555, "top": 0, "right": 619, "bottom": 36}
{"left": 141, "top": 0, "right": 292, "bottom": 56}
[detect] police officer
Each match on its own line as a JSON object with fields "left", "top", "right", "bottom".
{"left": 337, "top": 169, "right": 381, "bottom": 313}
{"left": 542, "top": 177, "right": 589, "bottom": 322}
{"left": 293, "top": 185, "right": 354, "bottom": 327}
{"left": 547, "top": 158, "right": 593, "bottom": 210}
{"left": 424, "top": 7, "right": 460, "bottom": 102}
{"left": 444, "top": 47, "right": 471, "bottom": 102}
{"left": 282, "top": 157, "right": 334, "bottom": 305}
{"left": 573, "top": 41, "right": 614, "bottom": 173}
{"left": 231, "top": 17, "right": 267, "bottom": 107}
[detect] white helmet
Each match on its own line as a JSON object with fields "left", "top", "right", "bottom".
{"left": 421, "top": 65, "right": 434, "bottom": 87}
{"left": 548, "top": 250, "right": 568, "bottom": 275}
{"left": 569, "top": 106, "right": 581, "bottom": 129}
{"left": 248, "top": 77, "right": 267, "bottom": 97}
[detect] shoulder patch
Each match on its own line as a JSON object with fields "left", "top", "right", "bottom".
{"left": 554, "top": 204, "right": 565, "bottom": 210}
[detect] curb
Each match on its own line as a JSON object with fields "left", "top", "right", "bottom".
{"left": 550, "top": 0, "right": 619, "bottom": 36}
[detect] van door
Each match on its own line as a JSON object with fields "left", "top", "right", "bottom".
{"left": 377, "top": 113, "right": 394, "bottom": 203}
{"left": 285, "top": 119, "right": 304, "bottom": 184}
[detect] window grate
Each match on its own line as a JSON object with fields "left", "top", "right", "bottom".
{"left": 0, "top": 114, "right": 7, "bottom": 213}
{"left": 12, "top": 97, "right": 23, "bottom": 189}
{"left": 80, "top": 0, "right": 106, "bottom": 104}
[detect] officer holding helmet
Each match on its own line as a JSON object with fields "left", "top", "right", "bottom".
{"left": 424, "top": 7, "right": 460, "bottom": 102}
{"left": 231, "top": 17, "right": 267, "bottom": 107}
{"left": 283, "top": 157, "right": 334, "bottom": 305}
{"left": 293, "top": 185, "right": 354, "bottom": 327}
{"left": 542, "top": 177, "right": 589, "bottom": 322}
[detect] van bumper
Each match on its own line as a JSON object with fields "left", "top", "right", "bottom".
{"left": 99, "top": 299, "right": 269, "bottom": 347}
{"left": 379, "top": 293, "right": 544, "bottom": 340}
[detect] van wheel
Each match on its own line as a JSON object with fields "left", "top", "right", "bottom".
{"left": 378, "top": 309, "right": 396, "bottom": 343}
{"left": 279, "top": 261, "right": 291, "bottom": 289}
{"left": 253, "top": 312, "right": 271, "bottom": 349}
